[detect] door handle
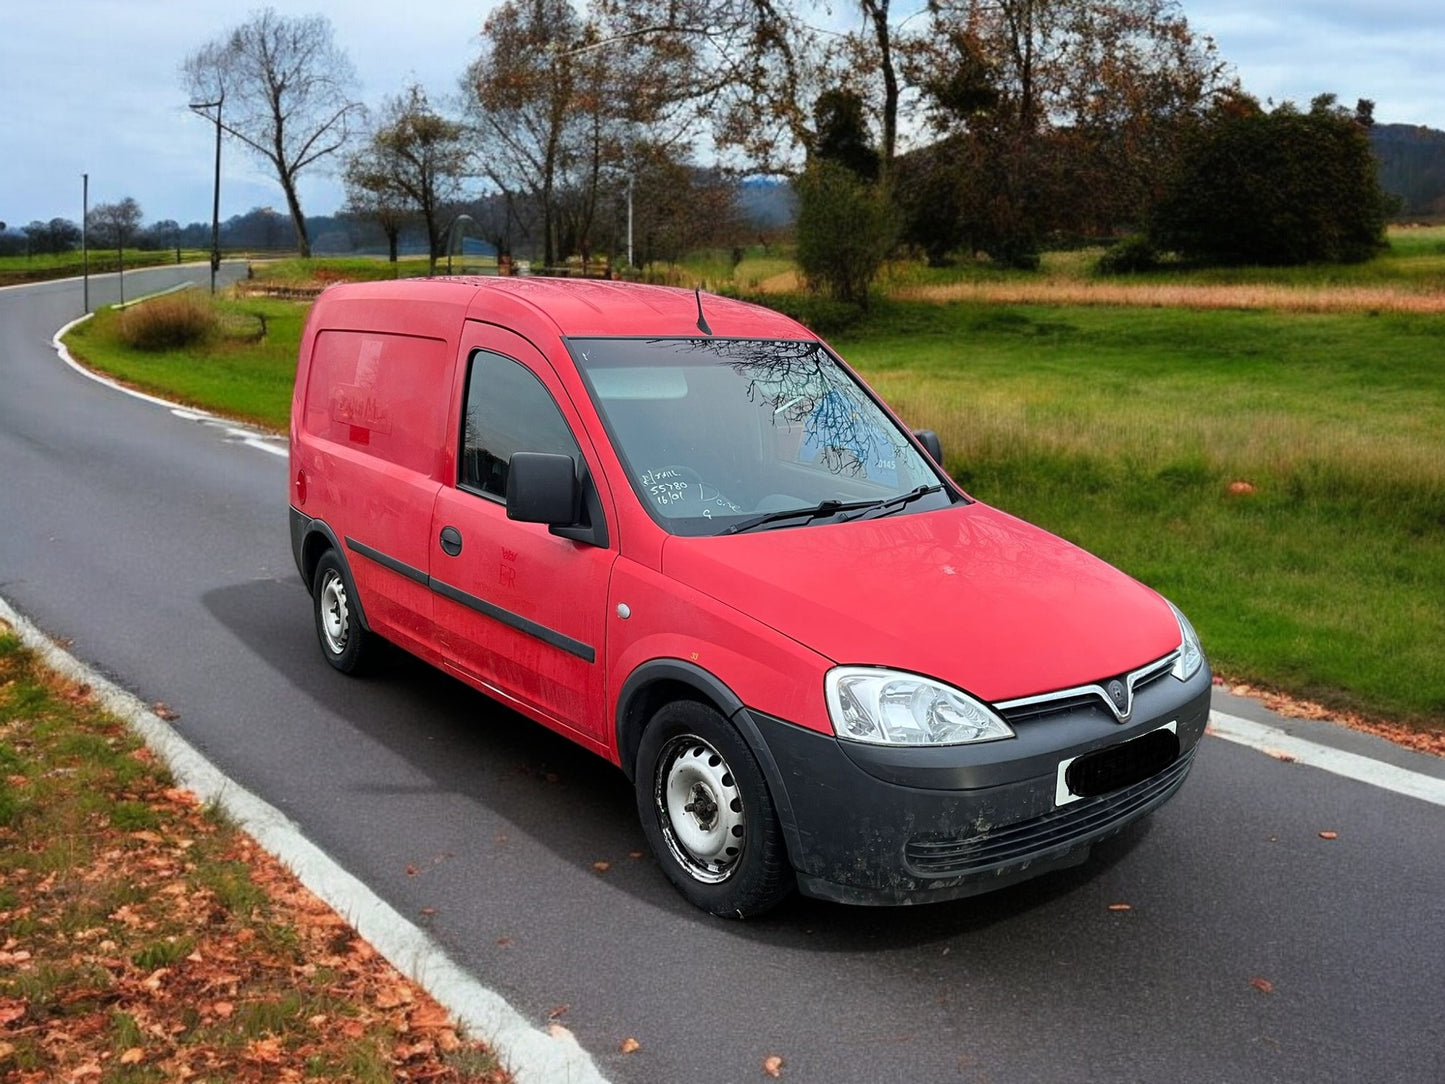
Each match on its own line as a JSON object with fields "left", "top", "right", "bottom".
{"left": 439, "top": 526, "right": 463, "bottom": 557}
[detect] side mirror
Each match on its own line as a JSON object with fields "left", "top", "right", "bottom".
{"left": 505, "top": 452, "right": 580, "bottom": 525}
{"left": 913, "top": 428, "right": 944, "bottom": 464}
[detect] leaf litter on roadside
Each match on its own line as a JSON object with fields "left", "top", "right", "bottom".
{"left": 0, "top": 633, "right": 510, "bottom": 1082}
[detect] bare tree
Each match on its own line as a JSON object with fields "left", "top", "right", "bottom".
{"left": 858, "top": 0, "right": 901, "bottom": 172}
{"left": 23, "top": 217, "right": 82, "bottom": 255}
{"left": 182, "top": 9, "right": 362, "bottom": 258}
{"left": 343, "top": 154, "right": 412, "bottom": 265}
{"left": 899, "top": 0, "right": 1232, "bottom": 259}
{"left": 593, "top": 0, "right": 826, "bottom": 173}
{"left": 628, "top": 144, "right": 743, "bottom": 269}
{"left": 87, "top": 197, "right": 144, "bottom": 302}
{"left": 345, "top": 86, "right": 469, "bottom": 272}
{"left": 465, "top": 0, "right": 618, "bottom": 268}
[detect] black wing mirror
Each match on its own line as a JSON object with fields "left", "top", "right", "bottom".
{"left": 913, "top": 428, "right": 943, "bottom": 464}
{"left": 505, "top": 452, "right": 580, "bottom": 526}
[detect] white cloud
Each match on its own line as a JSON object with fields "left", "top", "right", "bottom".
{"left": 1186, "top": 0, "right": 1445, "bottom": 123}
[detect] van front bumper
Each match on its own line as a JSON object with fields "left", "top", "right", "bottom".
{"left": 742, "top": 665, "right": 1211, "bottom": 906}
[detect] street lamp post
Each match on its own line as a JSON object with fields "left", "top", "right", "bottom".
{"left": 446, "top": 214, "right": 475, "bottom": 275}
{"left": 82, "top": 173, "right": 89, "bottom": 314}
{"left": 189, "top": 96, "right": 224, "bottom": 293}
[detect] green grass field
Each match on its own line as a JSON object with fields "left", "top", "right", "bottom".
{"left": 839, "top": 301, "right": 1445, "bottom": 725}
{"left": 0, "top": 249, "right": 207, "bottom": 287}
{"left": 247, "top": 255, "right": 438, "bottom": 284}
{"left": 881, "top": 225, "right": 1445, "bottom": 292}
{"left": 59, "top": 254, "right": 1445, "bottom": 728}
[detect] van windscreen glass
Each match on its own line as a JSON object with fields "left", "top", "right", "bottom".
{"left": 570, "top": 337, "right": 955, "bottom": 536}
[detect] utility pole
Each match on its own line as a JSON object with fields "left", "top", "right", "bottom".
{"left": 189, "top": 96, "right": 224, "bottom": 293}
{"left": 82, "top": 173, "right": 89, "bottom": 313}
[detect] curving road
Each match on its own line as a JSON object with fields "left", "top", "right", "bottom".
{"left": 2, "top": 267, "right": 1443, "bottom": 1083}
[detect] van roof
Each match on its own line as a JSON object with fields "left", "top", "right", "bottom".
{"left": 313, "top": 276, "right": 813, "bottom": 341}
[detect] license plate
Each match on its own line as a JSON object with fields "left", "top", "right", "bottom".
{"left": 1055, "top": 721, "right": 1178, "bottom": 807}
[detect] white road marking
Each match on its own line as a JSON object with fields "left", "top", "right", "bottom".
{"left": 1208, "top": 710, "right": 1445, "bottom": 807}
{"left": 50, "top": 299, "right": 288, "bottom": 459}
{"left": 0, "top": 595, "right": 611, "bottom": 1084}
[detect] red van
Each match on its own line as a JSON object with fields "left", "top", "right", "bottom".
{"left": 288, "top": 278, "right": 1210, "bottom": 917}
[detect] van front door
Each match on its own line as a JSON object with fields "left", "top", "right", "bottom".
{"left": 429, "top": 326, "right": 615, "bottom": 750}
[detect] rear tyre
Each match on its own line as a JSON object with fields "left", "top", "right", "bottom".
{"left": 636, "top": 700, "right": 793, "bottom": 918}
{"left": 312, "top": 550, "right": 372, "bottom": 675}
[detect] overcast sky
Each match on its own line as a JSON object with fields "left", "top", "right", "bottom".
{"left": 1, "top": 1, "right": 1441, "bottom": 230}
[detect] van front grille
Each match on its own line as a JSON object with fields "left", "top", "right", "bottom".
{"left": 904, "top": 745, "right": 1196, "bottom": 877}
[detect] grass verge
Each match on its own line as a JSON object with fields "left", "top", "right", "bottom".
{"left": 247, "top": 256, "right": 437, "bottom": 285}
{"left": 0, "top": 626, "right": 507, "bottom": 1083}
{"left": 64, "top": 294, "right": 306, "bottom": 431}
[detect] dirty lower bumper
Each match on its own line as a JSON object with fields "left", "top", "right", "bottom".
{"left": 744, "top": 666, "right": 1211, "bottom": 906}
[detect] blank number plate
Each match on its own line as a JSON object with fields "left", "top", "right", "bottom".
{"left": 1055, "top": 721, "right": 1178, "bottom": 807}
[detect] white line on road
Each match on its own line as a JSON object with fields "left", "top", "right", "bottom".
{"left": 1208, "top": 710, "right": 1445, "bottom": 807}
{"left": 51, "top": 306, "right": 287, "bottom": 459}
{"left": 0, "top": 595, "right": 611, "bottom": 1084}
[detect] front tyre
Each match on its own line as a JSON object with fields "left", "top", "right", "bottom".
{"left": 312, "top": 550, "right": 372, "bottom": 675}
{"left": 636, "top": 700, "right": 792, "bottom": 918}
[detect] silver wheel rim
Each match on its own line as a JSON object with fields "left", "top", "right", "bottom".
{"left": 654, "top": 734, "right": 746, "bottom": 884}
{"left": 319, "top": 570, "right": 350, "bottom": 656}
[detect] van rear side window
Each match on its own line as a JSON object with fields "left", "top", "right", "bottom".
{"left": 303, "top": 331, "right": 449, "bottom": 476}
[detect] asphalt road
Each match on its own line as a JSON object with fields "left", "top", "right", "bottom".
{"left": 2, "top": 266, "right": 1443, "bottom": 1084}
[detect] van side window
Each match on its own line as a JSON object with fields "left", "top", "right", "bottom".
{"left": 462, "top": 350, "right": 583, "bottom": 499}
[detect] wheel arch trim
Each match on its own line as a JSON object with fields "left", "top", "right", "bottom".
{"left": 291, "top": 511, "right": 372, "bottom": 634}
{"left": 615, "top": 658, "right": 804, "bottom": 866}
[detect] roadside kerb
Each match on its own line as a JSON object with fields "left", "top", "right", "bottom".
{"left": 0, "top": 594, "right": 611, "bottom": 1084}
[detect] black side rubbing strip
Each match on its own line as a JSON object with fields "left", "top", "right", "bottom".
{"left": 346, "top": 537, "right": 429, "bottom": 585}
{"left": 430, "top": 578, "right": 596, "bottom": 663}
{"left": 345, "top": 536, "right": 596, "bottom": 664}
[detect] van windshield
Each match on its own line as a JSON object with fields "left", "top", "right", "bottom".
{"left": 569, "top": 337, "right": 956, "bottom": 537}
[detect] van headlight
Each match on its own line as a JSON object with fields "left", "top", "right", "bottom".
{"left": 825, "top": 667, "right": 1014, "bottom": 746}
{"left": 1169, "top": 601, "right": 1204, "bottom": 681}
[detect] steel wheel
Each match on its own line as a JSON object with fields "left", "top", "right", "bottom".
{"left": 312, "top": 549, "right": 372, "bottom": 674}
{"left": 655, "top": 735, "right": 747, "bottom": 883}
{"left": 635, "top": 700, "right": 792, "bottom": 917}
{"left": 318, "top": 567, "right": 351, "bottom": 657}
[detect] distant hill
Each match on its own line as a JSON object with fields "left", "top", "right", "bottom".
{"left": 1371, "top": 123, "right": 1445, "bottom": 217}
{"left": 738, "top": 176, "right": 797, "bottom": 232}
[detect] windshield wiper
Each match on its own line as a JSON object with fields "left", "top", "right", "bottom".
{"left": 723, "top": 498, "right": 875, "bottom": 536}
{"left": 722, "top": 485, "right": 945, "bottom": 536}
{"left": 837, "top": 484, "right": 945, "bottom": 522}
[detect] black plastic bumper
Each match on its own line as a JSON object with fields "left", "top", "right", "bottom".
{"left": 743, "top": 664, "right": 1212, "bottom": 905}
